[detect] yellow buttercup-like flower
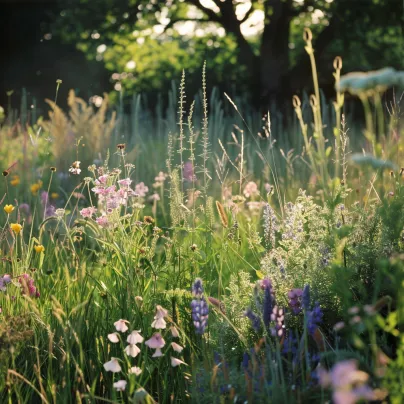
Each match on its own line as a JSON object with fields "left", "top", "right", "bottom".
{"left": 10, "top": 223, "right": 22, "bottom": 234}
{"left": 34, "top": 245, "right": 45, "bottom": 253}
{"left": 51, "top": 193, "right": 59, "bottom": 199}
{"left": 10, "top": 175, "right": 20, "bottom": 186}
{"left": 4, "top": 204, "right": 15, "bottom": 214}
{"left": 30, "top": 180, "right": 43, "bottom": 195}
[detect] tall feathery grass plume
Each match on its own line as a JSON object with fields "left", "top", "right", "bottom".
{"left": 215, "top": 201, "right": 228, "bottom": 228}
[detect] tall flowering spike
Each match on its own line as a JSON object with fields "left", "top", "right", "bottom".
{"left": 302, "top": 284, "right": 311, "bottom": 311}
{"left": 244, "top": 308, "right": 261, "bottom": 332}
{"left": 191, "top": 278, "right": 209, "bottom": 334}
{"left": 262, "top": 278, "right": 275, "bottom": 327}
{"left": 288, "top": 288, "right": 303, "bottom": 315}
{"left": 307, "top": 301, "right": 323, "bottom": 335}
{"left": 270, "top": 305, "right": 285, "bottom": 337}
{"left": 263, "top": 203, "right": 278, "bottom": 249}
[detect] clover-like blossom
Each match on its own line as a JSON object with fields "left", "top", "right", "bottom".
{"left": 243, "top": 181, "right": 259, "bottom": 198}
{"left": 80, "top": 207, "right": 97, "bottom": 218}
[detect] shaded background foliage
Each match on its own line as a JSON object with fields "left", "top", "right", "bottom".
{"left": 0, "top": 0, "right": 403, "bottom": 112}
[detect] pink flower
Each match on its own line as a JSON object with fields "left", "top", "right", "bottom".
{"left": 124, "top": 344, "right": 141, "bottom": 358}
{"left": 103, "top": 358, "right": 121, "bottom": 373}
{"left": 183, "top": 161, "right": 196, "bottom": 182}
{"left": 114, "top": 319, "right": 129, "bottom": 333}
{"left": 171, "top": 342, "right": 184, "bottom": 353}
{"left": 108, "top": 333, "right": 120, "bottom": 343}
{"left": 118, "top": 178, "right": 132, "bottom": 188}
{"left": 95, "top": 175, "right": 108, "bottom": 186}
{"left": 243, "top": 181, "right": 259, "bottom": 198}
{"left": 170, "top": 326, "right": 179, "bottom": 338}
{"left": 171, "top": 357, "right": 187, "bottom": 367}
{"left": 80, "top": 207, "right": 97, "bottom": 218}
{"left": 129, "top": 366, "right": 142, "bottom": 376}
{"left": 152, "top": 348, "right": 164, "bottom": 358}
{"left": 113, "top": 380, "right": 127, "bottom": 391}
{"left": 127, "top": 330, "right": 144, "bottom": 345}
{"left": 148, "top": 193, "right": 160, "bottom": 202}
{"left": 96, "top": 215, "right": 110, "bottom": 228}
{"left": 145, "top": 333, "right": 165, "bottom": 349}
{"left": 135, "top": 182, "right": 149, "bottom": 197}
{"left": 154, "top": 172, "right": 167, "bottom": 183}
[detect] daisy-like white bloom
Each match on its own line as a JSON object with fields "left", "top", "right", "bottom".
{"left": 171, "top": 357, "right": 187, "bottom": 367}
{"left": 108, "top": 333, "right": 120, "bottom": 343}
{"left": 103, "top": 358, "right": 121, "bottom": 373}
{"left": 114, "top": 319, "right": 129, "bottom": 332}
{"left": 113, "top": 380, "right": 127, "bottom": 392}
{"left": 124, "top": 344, "right": 141, "bottom": 358}
{"left": 170, "top": 325, "right": 179, "bottom": 338}
{"left": 129, "top": 366, "right": 142, "bottom": 376}
{"left": 171, "top": 342, "right": 184, "bottom": 353}
{"left": 152, "top": 348, "right": 164, "bottom": 358}
{"left": 127, "top": 330, "right": 144, "bottom": 345}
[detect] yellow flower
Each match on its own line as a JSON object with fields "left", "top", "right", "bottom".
{"left": 10, "top": 223, "right": 22, "bottom": 234}
{"left": 30, "top": 180, "right": 43, "bottom": 195}
{"left": 4, "top": 204, "right": 15, "bottom": 214}
{"left": 10, "top": 175, "right": 20, "bottom": 186}
{"left": 51, "top": 193, "right": 59, "bottom": 199}
{"left": 34, "top": 245, "right": 45, "bottom": 253}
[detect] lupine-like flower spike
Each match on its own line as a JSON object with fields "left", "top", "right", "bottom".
{"left": 191, "top": 278, "right": 209, "bottom": 334}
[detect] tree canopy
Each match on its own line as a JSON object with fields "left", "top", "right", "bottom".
{"left": 53, "top": 0, "right": 403, "bottom": 107}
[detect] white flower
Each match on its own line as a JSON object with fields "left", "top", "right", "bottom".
{"left": 124, "top": 344, "right": 141, "bottom": 358}
{"left": 103, "top": 358, "right": 121, "bottom": 373}
{"left": 171, "top": 342, "right": 184, "bottom": 353}
{"left": 129, "top": 366, "right": 142, "bottom": 376}
{"left": 152, "top": 348, "right": 164, "bottom": 358}
{"left": 114, "top": 319, "right": 129, "bottom": 332}
{"left": 151, "top": 316, "right": 167, "bottom": 329}
{"left": 171, "top": 357, "right": 187, "bottom": 367}
{"left": 113, "top": 380, "right": 127, "bottom": 391}
{"left": 108, "top": 333, "right": 120, "bottom": 343}
{"left": 127, "top": 330, "right": 144, "bottom": 345}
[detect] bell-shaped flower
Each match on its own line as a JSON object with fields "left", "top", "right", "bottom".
{"left": 171, "top": 342, "right": 184, "bottom": 353}
{"left": 151, "top": 316, "right": 167, "bottom": 329}
{"left": 171, "top": 357, "right": 187, "bottom": 367}
{"left": 113, "top": 380, "right": 127, "bottom": 392}
{"left": 103, "top": 358, "right": 121, "bottom": 373}
{"left": 152, "top": 348, "right": 164, "bottom": 358}
{"left": 170, "top": 325, "right": 179, "bottom": 338}
{"left": 114, "top": 319, "right": 129, "bottom": 333}
{"left": 145, "top": 333, "right": 165, "bottom": 349}
{"left": 108, "top": 333, "right": 120, "bottom": 343}
{"left": 124, "top": 344, "right": 141, "bottom": 358}
{"left": 127, "top": 330, "right": 144, "bottom": 345}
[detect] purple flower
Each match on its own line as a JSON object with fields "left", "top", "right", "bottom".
{"left": 307, "top": 301, "right": 323, "bottom": 335}
{"left": 183, "top": 161, "right": 196, "bottom": 182}
{"left": 19, "top": 273, "right": 40, "bottom": 298}
{"left": 41, "top": 191, "right": 49, "bottom": 205}
{"left": 191, "top": 278, "right": 209, "bottom": 334}
{"left": 96, "top": 215, "right": 110, "bottom": 228}
{"left": 245, "top": 308, "right": 261, "bottom": 332}
{"left": 44, "top": 205, "right": 56, "bottom": 218}
{"left": 288, "top": 288, "right": 303, "bottom": 315}
{"left": 262, "top": 278, "right": 275, "bottom": 327}
{"left": 134, "top": 182, "right": 149, "bottom": 197}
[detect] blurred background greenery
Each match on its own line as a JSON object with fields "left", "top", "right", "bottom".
{"left": 0, "top": 0, "right": 403, "bottom": 113}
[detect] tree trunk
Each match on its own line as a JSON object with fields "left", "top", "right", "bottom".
{"left": 258, "top": 0, "right": 293, "bottom": 109}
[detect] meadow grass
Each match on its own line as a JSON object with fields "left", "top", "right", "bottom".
{"left": 1, "top": 32, "right": 404, "bottom": 403}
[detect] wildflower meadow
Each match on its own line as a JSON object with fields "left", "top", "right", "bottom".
{"left": 1, "top": 7, "right": 404, "bottom": 402}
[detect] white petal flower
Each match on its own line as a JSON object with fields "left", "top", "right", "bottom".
{"left": 127, "top": 330, "right": 144, "bottom": 345}
{"left": 113, "top": 380, "right": 127, "bottom": 391}
{"left": 152, "top": 348, "right": 164, "bottom": 358}
{"left": 151, "top": 316, "right": 167, "bottom": 329}
{"left": 108, "top": 333, "right": 120, "bottom": 343}
{"left": 124, "top": 344, "right": 141, "bottom": 358}
{"left": 114, "top": 319, "right": 129, "bottom": 332}
{"left": 171, "top": 342, "right": 184, "bottom": 353}
{"left": 171, "top": 357, "right": 187, "bottom": 367}
{"left": 129, "top": 366, "right": 142, "bottom": 376}
{"left": 103, "top": 358, "right": 121, "bottom": 373}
